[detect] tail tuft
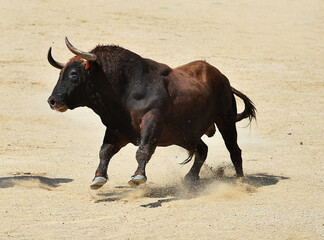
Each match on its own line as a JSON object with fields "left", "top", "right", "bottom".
{"left": 231, "top": 87, "right": 257, "bottom": 124}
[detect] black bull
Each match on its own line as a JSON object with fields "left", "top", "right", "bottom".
{"left": 47, "top": 37, "right": 256, "bottom": 189}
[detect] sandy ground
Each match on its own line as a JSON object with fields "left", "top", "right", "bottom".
{"left": 0, "top": 0, "right": 323, "bottom": 239}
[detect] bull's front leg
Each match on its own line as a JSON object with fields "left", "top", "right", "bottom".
{"left": 90, "top": 128, "right": 127, "bottom": 190}
{"left": 128, "top": 111, "right": 162, "bottom": 187}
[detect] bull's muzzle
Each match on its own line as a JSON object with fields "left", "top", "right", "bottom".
{"left": 47, "top": 96, "right": 68, "bottom": 112}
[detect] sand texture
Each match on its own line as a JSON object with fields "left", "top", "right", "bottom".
{"left": 0, "top": 0, "right": 323, "bottom": 239}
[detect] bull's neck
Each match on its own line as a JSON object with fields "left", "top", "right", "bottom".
{"left": 86, "top": 47, "right": 147, "bottom": 133}
{"left": 87, "top": 66, "right": 130, "bottom": 131}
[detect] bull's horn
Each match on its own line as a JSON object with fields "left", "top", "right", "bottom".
{"left": 47, "top": 47, "right": 64, "bottom": 69}
{"left": 65, "top": 37, "right": 96, "bottom": 61}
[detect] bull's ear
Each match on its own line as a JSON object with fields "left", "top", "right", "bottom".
{"left": 84, "top": 61, "right": 90, "bottom": 70}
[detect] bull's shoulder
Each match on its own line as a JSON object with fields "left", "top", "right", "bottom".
{"left": 123, "top": 59, "right": 170, "bottom": 113}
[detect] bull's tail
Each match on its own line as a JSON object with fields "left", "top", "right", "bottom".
{"left": 231, "top": 87, "right": 256, "bottom": 124}
{"left": 180, "top": 87, "right": 256, "bottom": 166}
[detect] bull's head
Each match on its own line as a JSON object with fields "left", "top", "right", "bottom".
{"left": 47, "top": 37, "right": 97, "bottom": 112}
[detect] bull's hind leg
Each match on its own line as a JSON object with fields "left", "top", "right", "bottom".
{"left": 215, "top": 117, "right": 243, "bottom": 177}
{"left": 184, "top": 139, "right": 208, "bottom": 182}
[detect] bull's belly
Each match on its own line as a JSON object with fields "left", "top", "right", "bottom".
{"left": 156, "top": 103, "right": 216, "bottom": 147}
{"left": 127, "top": 120, "right": 212, "bottom": 147}
{"left": 156, "top": 120, "right": 212, "bottom": 147}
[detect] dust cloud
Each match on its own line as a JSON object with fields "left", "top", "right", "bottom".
{"left": 90, "top": 164, "right": 256, "bottom": 204}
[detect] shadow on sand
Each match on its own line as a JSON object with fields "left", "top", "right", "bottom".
{"left": 0, "top": 175, "right": 73, "bottom": 189}
{"left": 140, "top": 173, "right": 290, "bottom": 208}
{"left": 94, "top": 170, "right": 290, "bottom": 207}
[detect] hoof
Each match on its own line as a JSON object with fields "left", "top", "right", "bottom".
{"left": 128, "top": 175, "right": 147, "bottom": 187}
{"left": 90, "top": 176, "right": 107, "bottom": 190}
{"left": 236, "top": 172, "right": 244, "bottom": 178}
{"left": 184, "top": 173, "right": 199, "bottom": 183}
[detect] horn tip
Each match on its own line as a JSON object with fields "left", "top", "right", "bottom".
{"left": 65, "top": 36, "right": 75, "bottom": 53}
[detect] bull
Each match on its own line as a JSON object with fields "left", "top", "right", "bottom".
{"left": 47, "top": 37, "right": 256, "bottom": 189}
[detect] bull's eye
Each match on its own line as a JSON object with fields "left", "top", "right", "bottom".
{"left": 69, "top": 69, "right": 79, "bottom": 81}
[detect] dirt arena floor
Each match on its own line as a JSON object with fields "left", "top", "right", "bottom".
{"left": 0, "top": 0, "right": 323, "bottom": 239}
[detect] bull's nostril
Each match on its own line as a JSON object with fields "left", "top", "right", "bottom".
{"left": 48, "top": 97, "right": 56, "bottom": 107}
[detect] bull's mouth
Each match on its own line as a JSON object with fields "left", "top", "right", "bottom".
{"left": 55, "top": 104, "right": 68, "bottom": 112}
{"left": 55, "top": 104, "right": 69, "bottom": 112}
{"left": 50, "top": 103, "right": 68, "bottom": 112}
